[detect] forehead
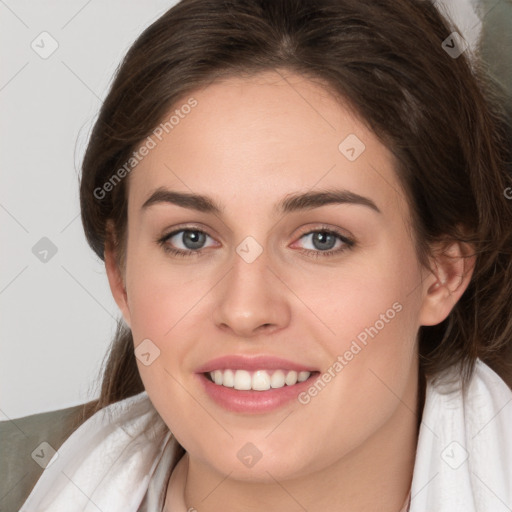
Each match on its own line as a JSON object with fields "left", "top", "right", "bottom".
{"left": 127, "top": 71, "right": 405, "bottom": 219}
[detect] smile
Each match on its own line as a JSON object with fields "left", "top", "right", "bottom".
{"left": 195, "top": 354, "right": 320, "bottom": 413}
{"left": 206, "top": 369, "right": 311, "bottom": 390}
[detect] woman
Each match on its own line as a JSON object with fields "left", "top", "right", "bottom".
{"left": 19, "top": 0, "right": 512, "bottom": 511}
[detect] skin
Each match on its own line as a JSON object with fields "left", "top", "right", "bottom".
{"left": 105, "top": 70, "right": 475, "bottom": 512}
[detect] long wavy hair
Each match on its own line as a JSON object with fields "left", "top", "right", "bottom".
{"left": 77, "top": 0, "right": 512, "bottom": 426}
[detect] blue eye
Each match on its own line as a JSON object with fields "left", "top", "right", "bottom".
{"left": 296, "top": 228, "right": 354, "bottom": 258}
{"left": 157, "top": 226, "right": 355, "bottom": 259}
{"left": 158, "top": 228, "right": 214, "bottom": 257}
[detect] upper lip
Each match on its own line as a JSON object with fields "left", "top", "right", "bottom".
{"left": 195, "top": 355, "right": 318, "bottom": 374}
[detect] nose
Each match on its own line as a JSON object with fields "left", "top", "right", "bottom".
{"left": 211, "top": 246, "right": 292, "bottom": 338}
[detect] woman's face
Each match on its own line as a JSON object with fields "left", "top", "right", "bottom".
{"left": 109, "top": 70, "right": 443, "bottom": 482}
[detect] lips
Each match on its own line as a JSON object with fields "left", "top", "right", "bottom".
{"left": 195, "top": 355, "right": 319, "bottom": 413}
{"left": 195, "top": 354, "right": 317, "bottom": 374}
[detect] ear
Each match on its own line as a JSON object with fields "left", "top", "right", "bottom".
{"left": 104, "top": 220, "right": 132, "bottom": 329}
{"left": 418, "top": 239, "right": 476, "bottom": 326}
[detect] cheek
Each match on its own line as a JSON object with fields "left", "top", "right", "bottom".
{"left": 122, "top": 245, "right": 202, "bottom": 402}
{"left": 305, "top": 249, "right": 421, "bottom": 404}
{"left": 297, "top": 273, "right": 419, "bottom": 415}
{"left": 294, "top": 238, "right": 422, "bottom": 354}
{"left": 124, "top": 253, "right": 212, "bottom": 439}
{"left": 291, "top": 240, "right": 422, "bottom": 424}
{"left": 125, "top": 243, "right": 204, "bottom": 340}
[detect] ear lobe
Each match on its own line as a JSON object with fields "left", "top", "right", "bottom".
{"left": 419, "top": 240, "right": 476, "bottom": 326}
{"left": 104, "top": 221, "right": 132, "bottom": 328}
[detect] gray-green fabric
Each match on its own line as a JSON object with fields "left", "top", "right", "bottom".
{"left": 480, "top": 0, "right": 512, "bottom": 94}
{"left": 0, "top": 405, "right": 85, "bottom": 512}
{"left": 480, "top": 0, "right": 512, "bottom": 117}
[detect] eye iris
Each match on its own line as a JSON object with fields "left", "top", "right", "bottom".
{"left": 312, "top": 231, "right": 336, "bottom": 251}
{"left": 183, "top": 230, "right": 206, "bottom": 250}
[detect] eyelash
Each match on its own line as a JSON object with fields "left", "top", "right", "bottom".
{"left": 157, "top": 225, "right": 355, "bottom": 259}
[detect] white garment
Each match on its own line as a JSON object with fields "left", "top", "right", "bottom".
{"left": 19, "top": 359, "right": 512, "bottom": 512}
{"left": 410, "top": 360, "right": 512, "bottom": 511}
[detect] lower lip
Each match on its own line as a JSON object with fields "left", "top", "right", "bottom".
{"left": 196, "top": 372, "right": 318, "bottom": 414}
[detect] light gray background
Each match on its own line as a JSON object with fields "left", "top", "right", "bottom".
{"left": 0, "top": 0, "right": 491, "bottom": 419}
{"left": 0, "top": 0, "right": 181, "bottom": 420}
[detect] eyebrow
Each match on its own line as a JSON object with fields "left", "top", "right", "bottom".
{"left": 141, "top": 186, "right": 381, "bottom": 215}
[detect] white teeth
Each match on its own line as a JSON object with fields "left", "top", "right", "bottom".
{"left": 234, "top": 370, "right": 252, "bottom": 390}
{"left": 208, "top": 369, "right": 311, "bottom": 391}
{"left": 285, "top": 370, "right": 298, "bottom": 386}
{"left": 298, "top": 371, "right": 310, "bottom": 382}
{"left": 222, "top": 369, "right": 234, "bottom": 387}
{"left": 270, "top": 370, "right": 285, "bottom": 388}
{"left": 252, "top": 370, "right": 271, "bottom": 391}
{"left": 213, "top": 370, "right": 223, "bottom": 385}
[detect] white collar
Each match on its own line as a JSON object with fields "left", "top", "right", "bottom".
{"left": 19, "top": 359, "right": 512, "bottom": 512}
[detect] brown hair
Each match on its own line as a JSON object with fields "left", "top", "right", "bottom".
{"left": 78, "top": 0, "right": 512, "bottom": 424}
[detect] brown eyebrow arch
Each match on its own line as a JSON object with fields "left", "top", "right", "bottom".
{"left": 141, "top": 187, "right": 381, "bottom": 215}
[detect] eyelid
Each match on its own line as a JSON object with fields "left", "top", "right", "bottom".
{"left": 294, "top": 223, "right": 353, "bottom": 240}
{"left": 160, "top": 222, "right": 216, "bottom": 239}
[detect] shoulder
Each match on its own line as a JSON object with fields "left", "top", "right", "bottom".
{"left": 412, "top": 359, "right": 512, "bottom": 510}
{"left": 465, "top": 360, "right": 512, "bottom": 439}
{"left": 471, "top": 358, "right": 512, "bottom": 394}
{"left": 428, "top": 359, "right": 512, "bottom": 428}
{"left": 0, "top": 403, "right": 93, "bottom": 512}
